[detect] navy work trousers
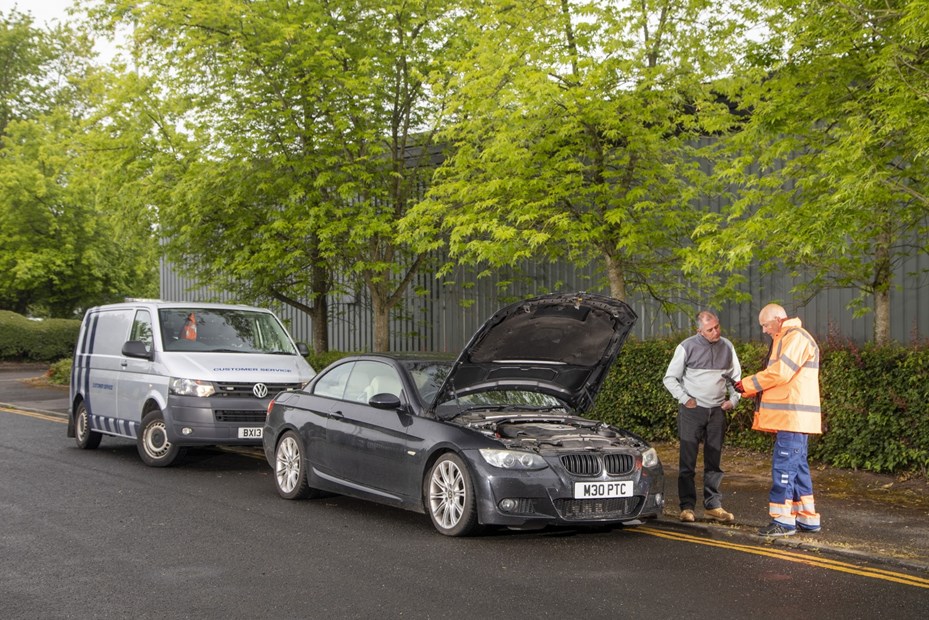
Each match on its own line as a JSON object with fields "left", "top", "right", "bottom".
{"left": 677, "top": 404, "right": 727, "bottom": 511}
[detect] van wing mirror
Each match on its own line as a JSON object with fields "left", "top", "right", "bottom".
{"left": 122, "top": 340, "right": 154, "bottom": 361}
{"left": 296, "top": 342, "right": 310, "bottom": 357}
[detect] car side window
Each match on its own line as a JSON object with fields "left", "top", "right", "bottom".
{"left": 350, "top": 361, "right": 403, "bottom": 403}
{"left": 312, "top": 362, "right": 354, "bottom": 400}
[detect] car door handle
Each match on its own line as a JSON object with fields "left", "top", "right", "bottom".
{"left": 330, "top": 410, "right": 344, "bottom": 418}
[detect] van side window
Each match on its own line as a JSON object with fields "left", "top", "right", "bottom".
{"left": 130, "top": 310, "right": 154, "bottom": 350}
{"left": 88, "top": 309, "right": 134, "bottom": 356}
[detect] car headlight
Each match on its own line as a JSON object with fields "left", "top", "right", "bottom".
{"left": 641, "top": 447, "right": 659, "bottom": 468}
{"left": 479, "top": 448, "right": 548, "bottom": 470}
{"left": 169, "top": 377, "right": 216, "bottom": 398}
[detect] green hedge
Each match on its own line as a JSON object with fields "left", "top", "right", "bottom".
{"left": 0, "top": 311, "right": 81, "bottom": 362}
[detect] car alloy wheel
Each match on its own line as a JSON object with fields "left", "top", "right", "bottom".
{"left": 426, "top": 453, "right": 479, "bottom": 536}
{"left": 276, "top": 434, "right": 302, "bottom": 494}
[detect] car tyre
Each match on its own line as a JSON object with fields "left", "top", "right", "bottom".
{"left": 425, "top": 453, "right": 480, "bottom": 537}
{"left": 74, "top": 401, "right": 102, "bottom": 450}
{"left": 137, "top": 409, "right": 184, "bottom": 467}
{"left": 274, "top": 430, "right": 322, "bottom": 500}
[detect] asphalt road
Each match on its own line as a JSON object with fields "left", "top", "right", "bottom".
{"left": 2, "top": 408, "right": 928, "bottom": 619}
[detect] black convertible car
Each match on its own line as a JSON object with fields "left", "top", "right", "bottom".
{"left": 262, "top": 293, "right": 664, "bottom": 536}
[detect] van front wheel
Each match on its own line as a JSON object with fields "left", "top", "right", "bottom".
{"left": 138, "top": 410, "right": 184, "bottom": 467}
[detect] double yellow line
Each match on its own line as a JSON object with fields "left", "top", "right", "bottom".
{"left": 0, "top": 407, "right": 65, "bottom": 423}
{"left": 634, "top": 526, "right": 929, "bottom": 589}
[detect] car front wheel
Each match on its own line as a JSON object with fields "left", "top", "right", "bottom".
{"left": 74, "top": 401, "right": 102, "bottom": 450}
{"left": 137, "top": 410, "right": 184, "bottom": 467}
{"left": 425, "top": 453, "right": 480, "bottom": 537}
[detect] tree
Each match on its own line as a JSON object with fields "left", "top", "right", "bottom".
{"left": 688, "top": 0, "right": 929, "bottom": 345}
{"left": 97, "top": 0, "right": 467, "bottom": 352}
{"left": 0, "top": 9, "right": 158, "bottom": 317}
{"left": 403, "top": 0, "right": 742, "bottom": 315}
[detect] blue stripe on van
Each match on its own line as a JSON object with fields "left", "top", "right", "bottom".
{"left": 90, "top": 414, "right": 138, "bottom": 439}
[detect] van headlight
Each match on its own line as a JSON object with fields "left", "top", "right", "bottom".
{"left": 479, "top": 449, "right": 547, "bottom": 470}
{"left": 169, "top": 378, "right": 216, "bottom": 398}
{"left": 641, "top": 447, "right": 659, "bottom": 468}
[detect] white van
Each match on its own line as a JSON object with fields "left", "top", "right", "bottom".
{"left": 68, "top": 300, "right": 316, "bottom": 466}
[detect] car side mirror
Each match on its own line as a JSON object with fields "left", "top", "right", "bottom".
{"left": 368, "top": 393, "right": 402, "bottom": 410}
{"left": 296, "top": 342, "right": 310, "bottom": 357}
{"left": 122, "top": 340, "right": 154, "bottom": 361}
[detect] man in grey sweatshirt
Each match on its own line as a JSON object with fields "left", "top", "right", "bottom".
{"left": 663, "top": 311, "right": 742, "bottom": 523}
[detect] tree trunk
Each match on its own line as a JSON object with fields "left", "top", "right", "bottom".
{"left": 371, "top": 287, "right": 390, "bottom": 352}
{"left": 873, "top": 229, "right": 892, "bottom": 346}
{"left": 604, "top": 252, "right": 627, "bottom": 301}
{"left": 311, "top": 270, "right": 329, "bottom": 353}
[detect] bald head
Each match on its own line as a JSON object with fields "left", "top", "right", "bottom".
{"left": 759, "top": 303, "right": 788, "bottom": 336}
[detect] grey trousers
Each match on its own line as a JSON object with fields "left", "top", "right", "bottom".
{"left": 677, "top": 404, "right": 727, "bottom": 511}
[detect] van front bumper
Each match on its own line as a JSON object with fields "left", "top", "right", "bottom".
{"left": 165, "top": 394, "right": 269, "bottom": 445}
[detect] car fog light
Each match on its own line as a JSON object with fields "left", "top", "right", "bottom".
{"left": 181, "top": 427, "right": 193, "bottom": 435}
{"left": 499, "top": 498, "right": 517, "bottom": 512}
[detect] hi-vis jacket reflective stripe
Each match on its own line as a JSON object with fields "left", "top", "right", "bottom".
{"left": 741, "top": 318, "right": 822, "bottom": 434}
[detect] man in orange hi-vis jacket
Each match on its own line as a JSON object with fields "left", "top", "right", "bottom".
{"left": 734, "top": 303, "right": 822, "bottom": 538}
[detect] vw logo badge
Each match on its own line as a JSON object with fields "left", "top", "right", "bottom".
{"left": 252, "top": 383, "right": 269, "bottom": 399}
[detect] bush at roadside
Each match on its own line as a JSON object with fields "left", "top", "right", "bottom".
{"left": 0, "top": 311, "right": 80, "bottom": 362}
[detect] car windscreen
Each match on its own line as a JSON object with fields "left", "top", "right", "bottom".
{"left": 401, "top": 360, "right": 453, "bottom": 404}
{"left": 434, "top": 389, "right": 569, "bottom": 418}
{"left": 159, "top": 308, "right": 296, "bottom": 354}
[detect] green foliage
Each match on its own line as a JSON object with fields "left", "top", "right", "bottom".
{"left": 0, "top": 310, "right": 80, "bottom": 361}
{"left": 0, "top": 10, "right": 159, "bottom": 318}
{"left": 688, "top": 0, "right": 929, "bottom": 345}
{"left": 404, "top": 0, "right": 746, "bottom": 311}
{"left": 305, "top": 350, "right": 354, "bottom": 374}
{"left": 813, "top": 343, "right": 929, "bottom": 474}
{"left": 590, "top": 337, "right": 929, "bottom": 475}
{"left": 47, "top": 357, "right": 72, "bottom": 385}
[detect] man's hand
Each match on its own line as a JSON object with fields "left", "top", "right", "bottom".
{"left": 684, "top": 397, "right": 697, "bottom": 409}
{"left": 733, "top": 380, "right": 745, "bottom": 394}
{"left": 721, "top": 400, "right": 733, "bottom": 411}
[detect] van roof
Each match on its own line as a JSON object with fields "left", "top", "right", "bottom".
{"left": 87, "top": 301, "right": 272, "bottom": 313}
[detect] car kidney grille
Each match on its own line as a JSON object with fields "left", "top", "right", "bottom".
{"left": 554, "top": 497, "right": 644, "bottom": 520}
{"left": 604, "top": 454, "right": 635, "bottom": 475}
{"left": 560, "top": 454, "right": 602, "bottom": 476}
{"left": 214, "top": 410, "right": 266, "bottom": 423}
{"left": 213, "top": 382, "right": 302, "bottom": 397}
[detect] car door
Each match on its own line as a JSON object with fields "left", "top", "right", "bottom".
{"left": 324, "top": 360, "right": 413, "bottom": 498}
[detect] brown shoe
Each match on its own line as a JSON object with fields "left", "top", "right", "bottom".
{"left": 705, "top": 507, "right": 735, "bottom": 522}
{"left": 679, "top": 509, "right": 695, "bottom": 522}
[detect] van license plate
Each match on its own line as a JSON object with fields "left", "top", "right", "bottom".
{"left": 573, "top": 481, "right": 632, "bottom": 499}
{"left": 238, "top": 427, "right": 263, "bottom": 439}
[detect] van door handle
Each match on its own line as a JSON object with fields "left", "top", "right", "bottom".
{"left": 121, "top": 361, "right": 128, "bottom": 367}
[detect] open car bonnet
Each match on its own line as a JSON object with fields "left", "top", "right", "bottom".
{"left": 433, "top": 293, "right": 637, "bottom": 413}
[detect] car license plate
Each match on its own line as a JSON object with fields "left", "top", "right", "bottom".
{"left": 573, "top": 481, "right": 632, "bottom": 499}
{"left": 238, "top": 427, "right": 262, "bottom": 439}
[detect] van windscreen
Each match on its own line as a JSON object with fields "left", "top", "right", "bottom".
{"left": 159, "top": 308, "right": 295, "bottom": 354}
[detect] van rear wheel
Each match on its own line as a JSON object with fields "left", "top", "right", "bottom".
{"left": 74, "top": 401, "right": 102, "bottom": 450}
{"left": 138, "top": 409, "right": 184, "bottom": 467}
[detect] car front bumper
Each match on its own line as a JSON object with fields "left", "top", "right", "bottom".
{"left": 465, "top": 450, "right": 664, "bottom": 528}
